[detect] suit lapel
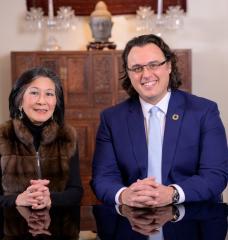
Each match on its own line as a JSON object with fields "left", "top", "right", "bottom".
{"left": 127, "top": 99, "right": 148, "bottom": 179}
{"left": 162, "top": 90, "right": 186, "bottom": 183}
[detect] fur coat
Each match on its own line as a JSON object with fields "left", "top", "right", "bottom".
{"left": 0, "top": 119, "right": 78, "bottom": 195}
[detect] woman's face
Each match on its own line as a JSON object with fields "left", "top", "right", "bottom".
{"left": 21, "top": 76, "right": 57, "bottom": 125}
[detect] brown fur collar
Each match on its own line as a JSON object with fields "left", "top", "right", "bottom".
{"left": 13, "top": 118, "right": 59, "bottom": 146}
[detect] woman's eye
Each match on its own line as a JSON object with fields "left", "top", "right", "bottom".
{"left": 30, "top": 91, "right": 39, "bottom": 95}
{"left": 46, "top": 92, "right": 55, "bottom": 97}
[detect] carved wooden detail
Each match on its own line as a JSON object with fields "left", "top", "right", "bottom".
{"left": 11, "top": 53, "right": 36, "bottom": 80}
{"left": 65, "top": 55, "right": 91, "bottom": 107}
{"left": 11, "top": 49, "right": 191, "bottom": 205}
{"left": 93, "top": 55, "right": 113, "bottom": 92}
{"left": 175, "top": 49, "right": 192, "bottom": 92}
{"left": 26, "top": 0, "right": 187, "bottom": 16}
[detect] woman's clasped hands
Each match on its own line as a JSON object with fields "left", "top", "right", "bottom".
{"left": 16, "top": 179, "right": 51, "bottom": 209}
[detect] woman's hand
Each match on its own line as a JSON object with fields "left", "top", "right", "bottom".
{"left": 16, "top": 179, "right": 51, "bottom": 209}
{"left": 16, "top": 206, "right": 51, "bottom": 236}
{"left": 29, "top": 179, "right": 51, "bottom": 209}
{"left": 15, "top": 189, "right": 42, "bottom": 207}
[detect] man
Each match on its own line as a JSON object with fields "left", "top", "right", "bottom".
{"left": 91, "top": 34, "right": 228, "bottom": 207}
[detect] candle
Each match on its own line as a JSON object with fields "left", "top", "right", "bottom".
{"left": 48, "top": 0, "right": 54, "bottom": 19}
{"left": 157, "top": 0, "right": 163, "bottom": 19}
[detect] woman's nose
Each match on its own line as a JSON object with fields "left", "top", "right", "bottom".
{"left": 36, "top": 93, "right": 46, "bottom": 104}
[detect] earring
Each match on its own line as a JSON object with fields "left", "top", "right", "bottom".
{"left": 19, "top": 106, "right": 23, "bottom": 120}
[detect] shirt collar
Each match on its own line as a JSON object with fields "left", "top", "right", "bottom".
{"left": 139, "top": 91, "right": 171, "bottom": 115}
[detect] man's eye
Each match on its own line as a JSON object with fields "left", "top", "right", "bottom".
{"left": 132, "top": 66, "right": 143, "bottom": 72}
{"left": 148, "top": 63, "right": 158, "bottom": 69}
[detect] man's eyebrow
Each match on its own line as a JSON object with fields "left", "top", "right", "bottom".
{"left": 131, "top": 63, "right": 143, "bottom": 67}
{"left": 131, "top": 60, "right": 160, "bottom": 67}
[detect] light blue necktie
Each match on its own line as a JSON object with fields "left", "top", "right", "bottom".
{"left": 147, "top": 106, "right": 162, "bottom": 183}
{"left": 149, "top": 228, "right": 164, "bottom": 240}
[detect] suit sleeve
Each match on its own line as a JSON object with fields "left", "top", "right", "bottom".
{"left": 91, "top": 112, "right": 126, "bottom": 205}
{"left": 178, "top": 102, "right": 228, "bottom": 202}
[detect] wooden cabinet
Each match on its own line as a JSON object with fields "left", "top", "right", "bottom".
{"left": 11, "top": 50, "right": 191, "bottom": 205}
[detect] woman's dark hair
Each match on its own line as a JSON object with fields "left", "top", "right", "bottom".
{"left": 9, "top": 67, "right": 65, "bottom": 126}
{"left": 121, "top": 34, "right": 182, "bottom": 98}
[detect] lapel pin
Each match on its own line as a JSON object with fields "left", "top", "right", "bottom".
{"left": 172, "top": 114, "right": 179, "bottom": 121}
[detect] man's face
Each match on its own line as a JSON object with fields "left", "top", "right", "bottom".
{"left": 127, "top": 43, "right": 171, "bottom": 104}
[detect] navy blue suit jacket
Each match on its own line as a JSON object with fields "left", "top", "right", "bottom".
{"left": 92, "top": 90, "right": 228, "bottom": 204}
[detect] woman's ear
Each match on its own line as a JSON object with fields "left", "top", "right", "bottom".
{"left": 19, "top": 106, "right": 23, "bottom": 119}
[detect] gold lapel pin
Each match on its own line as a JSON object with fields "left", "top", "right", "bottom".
{"left": 172, "top": 114, "right": 179, "bottom": 121}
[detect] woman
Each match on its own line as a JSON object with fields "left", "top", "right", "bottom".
{"left": 0, "top": 67, "right": 83, "bottom": 209}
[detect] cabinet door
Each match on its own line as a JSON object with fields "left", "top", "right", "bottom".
{"left": 114, "top": 51, "right": 127, "bottom": 103}
{"left": 175, "top": 49, "right": 192, "bottom": 92}
{"left": 36, "top": 53, "right": 64, "bottom": 80}
{"left": 92, "top": 52, "right": 116, "bottom": 107}
{"left": 11, "top": 52, "right": 37, "bottom": 82}
{"left": 63, "top": 53, "right": 91, "bottom": 107}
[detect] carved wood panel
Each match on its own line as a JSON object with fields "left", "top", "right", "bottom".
{"left": 64, "top": 54, "right": 91, "bottom": 107}
{"left": 11, "top": 49, "right": 191, "bottom": 205}
{"left": 92, "top": 53, "right": 115, "bottom": 107}
{"left": 38, "top": 55, "right": 61, "bottom": 76}
{"left": 175, "top": 49, "right": 192, "bottom": 92}
{"left": 26, "top": 0, "right": 187, "bottom": 16}
{"left": 11, "top": 53, "right": 36, "bottom": 82}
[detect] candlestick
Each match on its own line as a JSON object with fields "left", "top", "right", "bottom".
{"left": 157, "top": 0, "right": 163, "bottom": 19}
{"left": 24, "top": 1, "right": 77, "bottom": 51}
{"left": 136, "top": 3, "right": 184, "bottom": 36}
{"left": 48, "top": 0, "right": 54, "bottom": 19}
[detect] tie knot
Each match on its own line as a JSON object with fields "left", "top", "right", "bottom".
{"left": 149, "top": 106, "right": 159, "bottom": 116}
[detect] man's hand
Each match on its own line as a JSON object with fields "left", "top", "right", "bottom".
{"left": 120, "top": 205, "right": 174, "bottom": 236}
{"left": 119, "top": 177, "right": 174, "bottom": 207}
{"left": 144, "top": 184, "right": 174, "bottom": 207}
{"left": 119, "top": 177, "right": 159, "bottom": 207}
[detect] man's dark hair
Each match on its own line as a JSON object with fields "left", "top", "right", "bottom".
{"left": 9, "top": 67, "right": 65, "bottom": 126}
{"left": 121, "top": 34, "right": 182, "bottom": 98}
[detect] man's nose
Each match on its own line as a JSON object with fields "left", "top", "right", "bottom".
{"left": 142, "top": 66, "right": 153, "bottom": 77}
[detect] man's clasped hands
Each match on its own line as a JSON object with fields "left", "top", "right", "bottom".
{"left": 120, "top": 177, "right": 174, "bottom": 208}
